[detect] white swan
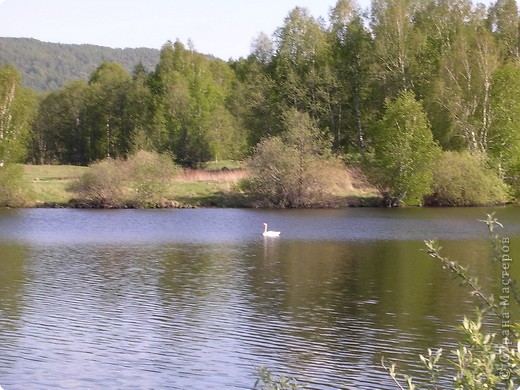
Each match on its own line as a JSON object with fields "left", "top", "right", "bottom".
{"left": 262, "top": 223, "right": 280, "bottom": 237}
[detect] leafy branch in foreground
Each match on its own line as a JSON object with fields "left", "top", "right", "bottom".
{"left": 381, "top": 357, "right": 417, "bottom": 390}
{"left": 384, "top": 213, "right": 520, "bottom": 389}
{"left": 253, "top": 366, "right": 301, "bottom": 390}
{"left": 479, "top": 213, "right": 520, "bottom": 307}
{"left": 423, "top": 239, "right": 498, "bottom": 316}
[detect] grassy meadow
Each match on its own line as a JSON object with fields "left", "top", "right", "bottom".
{"left": 24, "top": 165, "right": 90, "bottom": 205}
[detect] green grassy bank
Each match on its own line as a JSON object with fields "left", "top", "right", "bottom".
{"left": 25, "top": 165, "right": 90, "bottom": 205}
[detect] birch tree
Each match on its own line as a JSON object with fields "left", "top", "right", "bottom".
{"left": 154, "top": 41, "right": 244, "bottom": 166}
{"left": 435, "top": 26, "right": 499, "bottom": 152}
{"left": 489, "top": 63, "right": 520, "bottom": 190}
{"left": 273, "top": 7, "right": 335, "bottom": 128}
{"left": 0, "top": 64, "right": 37, "bottom": 166}
{"left": 487, "top": 0, "right": 520, "bottom": 63}
{"left": 370, "top": 0, "right": 421, "bottom": 96}
{"left": 82, "top": 62, "right": 131, "bottom": 162}
{"left": 329, "top": 0, "right": 374, "bottom": 153}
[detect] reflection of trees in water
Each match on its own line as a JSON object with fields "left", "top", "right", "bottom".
{"left": 0, "top": 243, "right": 28, "bottom": 321}
{"left": 0, "top": 242, "right": 29, "bottom": 369}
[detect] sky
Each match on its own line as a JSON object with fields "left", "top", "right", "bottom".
{"left": 0, "top": 0, "right": 372, "bottom": 60}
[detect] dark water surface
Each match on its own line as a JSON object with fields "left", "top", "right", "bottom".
{"left": 0, "top": 207, "right": 519, "bottom": 389}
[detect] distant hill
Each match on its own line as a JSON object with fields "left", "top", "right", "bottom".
{"left": 0, "top": 37, "right": 161, "bottom": 92}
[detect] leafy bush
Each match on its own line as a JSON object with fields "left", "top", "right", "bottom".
{"left": 70, "top": 150, "right": 180, "bottom": 207}
{"left": 126, "top": 150, "right": 180, "bottom": 207}
{"left": 70, "top": 158, "right": 126, "bottom": 207}
{"left": 427, "top": 151, "right": 510, "bottom": 206}
{"left": 245, "top": 109, "right": 350, "bottom": 208}
{"left": 0, "top": 164, "right": 32, "bottom": 207}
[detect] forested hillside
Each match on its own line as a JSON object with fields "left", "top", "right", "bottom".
{"left": 0, "top": 37, "right": 160, "bottom": 91}
{"left": 1, "top": 0, "right": 520, "bottom": 208}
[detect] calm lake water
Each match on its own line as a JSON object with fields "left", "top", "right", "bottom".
{"left": 0, "top": 207, "right": 519, "bottom": 389}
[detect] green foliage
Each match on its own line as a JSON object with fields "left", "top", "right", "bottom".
{"left": 30, "top": 62, "right": 166, "bottom": 166}
{"left": 273, "top": 6, "right": 331, "bottom": 115}
{"left": 123, "top": 65, "right": 165, "bottom": 154}
{"left": 230, "top": 58, "right": 281, "bottom": 146}
{"left": 453, "top": 312, "right": 504, "bottom": 388}
{"left": 367, "top": 91, "right": 440, "bottom": 206}
{"left": 427, "top": 151, "right": 510, "bottom": 206}
{"left": 487, "top": 0, "right": 520, "bottom": 62}
{"left": 254, "top": 367, "right": 301, "bottom": 390}
{"left": 0, "top": 37, "right": 160, "bottom": 92}
{"left": 83, "top": 62, "right": 132, "bottom": 162}
{"left": 153, "top": 41, "right": 245, "bottom": 166}
{"left": 370, "top": 0, "right": 418, "bottom": 96}
{"left": 70, "top": 150, "right": 179, "bottom": 207}
{"left": 330, "top": 0, "right": 375, "bottom": 153}
{"left": 0, "top": 64, "right": 38, "bottom": 165}
{"left": 245, "top": 109, "right": 348, "bottom": 208}
{"left": 490, "top": 63, "right": 520, "bottom": 194}
{"left": 30, "top": 81, "right": 89, "bottom": 164}
{"left": 0, "top": 164, "right": 32, "bottom": 207}
{"left": 423, "top": 5, "right": 498, "bottom": 152}
{"left": 272, "top": 7, "right": 347, "bottom": 152}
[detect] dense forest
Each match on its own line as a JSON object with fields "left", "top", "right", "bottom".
{"left": 0, "top": 37, "right": 160, "bottom": 91}
{"left": 1, "top": 0, "right": 520, "bottom": 207}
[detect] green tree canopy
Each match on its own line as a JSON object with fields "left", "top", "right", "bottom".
{"left": 489, "top": 62, "right": 520, "bottom": 192}
{"left": 487, "top": 0, "right": 520, "bottom": 62}
{"left": 153, "top": 41, "right": 245, "bottom": 166}
{"left": 329, "top": 0, "right": 375, "bottom": 153}
{"left": 273, "top": 7, "right": 336, "bottom": 136}
{"left": 368, "top": 90, "right": 440, "bottom": 206}
{"left": 0, "top": 64, "right": 37, "bottom": 165}
{"left": 0, "top": 0, "right": 515, "bottom": 206}
{"left": 30, "top": 81, "right": 88, "bottom": 164}
{"left": 82, "top": 62, "right": 132, "bottom": 162}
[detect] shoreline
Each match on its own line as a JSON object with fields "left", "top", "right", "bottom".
{"left": 30, "top": 194, "right": 386, "bottom": 210}
{"left": 10, "top": 164, "right": 514, "bottom": 210}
